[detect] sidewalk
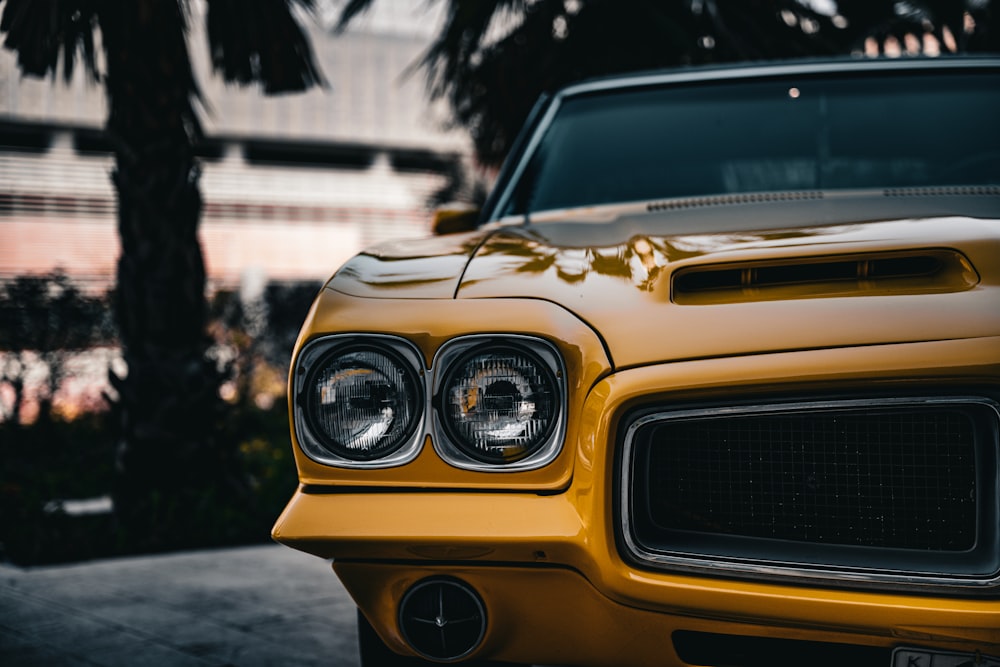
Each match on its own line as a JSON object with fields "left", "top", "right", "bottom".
{"left": 0, "top": 543, "right": 360, "bottom": 666}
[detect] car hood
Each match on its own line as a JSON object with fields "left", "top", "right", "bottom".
{"left": 328, "top": 230, "right": 491, "bottom": 299}
{"left": 328, "top": 194, "right": 1000, "bottom": 369}
{"left": 457, "top": 195, "right": 1000, "bottom": 368}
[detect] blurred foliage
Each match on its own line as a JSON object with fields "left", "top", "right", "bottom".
{"left": 0, "top": 273, "right": 321, "bottom": 565}
{"left": 0, "top": 404, "right": 297, "bottom": 565}
{"left": 210, "top": 281, "right": 324, "bottom": 372}
{"left": 0, "top": 271, "right": 116, "bottom": 423}
{"left": 0, "top": 413, "right": 117, "bottom": 564}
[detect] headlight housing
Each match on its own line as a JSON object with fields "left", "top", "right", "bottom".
{"left": 292, "top": 334, "right": 566, "bottom": 471}
{"left": 293, "top": 335, "right": 425, "bottom": 468}
{"left": 433, "top": 336, "right": 566, "bottom": 471}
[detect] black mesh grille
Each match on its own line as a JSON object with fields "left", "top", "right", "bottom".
{"left": 635, "top": 406, "right": 978, "bottom": 551}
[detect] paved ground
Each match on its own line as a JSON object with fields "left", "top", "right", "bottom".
{"left": 0, "top": 544, "right": 360, "bottom": 666}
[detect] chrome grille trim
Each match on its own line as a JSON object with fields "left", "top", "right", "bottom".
{"left": 619, "top": 396, "right": 1000, "bottom": 593}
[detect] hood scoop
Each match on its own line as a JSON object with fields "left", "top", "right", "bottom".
{"left": 672, "top": 249, "right": 979, "bottom": 305}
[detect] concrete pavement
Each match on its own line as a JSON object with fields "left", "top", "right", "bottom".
{"left": 0, "top": 543, "right": 360, "bottom": 666}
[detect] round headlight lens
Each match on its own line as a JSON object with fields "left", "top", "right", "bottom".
{"left": 441, "top": 346, "right": 558, "bottom": 463}
{"left": 305, "top": 347, "right": 421, "bottom": 461}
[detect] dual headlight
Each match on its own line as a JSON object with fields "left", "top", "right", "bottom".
{"left": 293, "top": 334, "right": 566, "bottom": 470}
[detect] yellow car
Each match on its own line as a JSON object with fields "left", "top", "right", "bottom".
{"left": 274, "top": 57, "right": 1000, "bottom": 666}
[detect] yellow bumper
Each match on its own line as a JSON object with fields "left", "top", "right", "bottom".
{"left": 273, "top": 488, "right": 1000, "bottom": 665}
{"left": 332, "top": 560, "right": 999, "bottom": 667}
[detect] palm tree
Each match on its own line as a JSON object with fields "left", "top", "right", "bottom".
{"left": 338, "top": 0, "right": 997, "bottom": 166}
{"left": 0, "top": 0, "right": 322, "bottom": 548}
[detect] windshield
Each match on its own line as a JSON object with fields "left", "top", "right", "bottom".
{"left": 503, "top": 70, "right": 1000, "bottom": 216}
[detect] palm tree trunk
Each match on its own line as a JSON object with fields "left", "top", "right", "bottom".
{"left": 2, "top": 0, "right": 322, "bottom": 551}
{"left": 99, "top": 1, "right": 254, "bottom": 549}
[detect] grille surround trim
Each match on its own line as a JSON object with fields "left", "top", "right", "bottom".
{"left": 619, "top": 396, "right": 1000, "bottom": 594}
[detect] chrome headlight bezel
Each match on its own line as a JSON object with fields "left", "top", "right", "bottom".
{"left": 292, "top": 334, "right": 426, "bottom": 469}
{"left": 431, "top": 335, "right": 567, "bottom": 472}
{"left": 292, "top": 333, "right": 567, "bottom": 471}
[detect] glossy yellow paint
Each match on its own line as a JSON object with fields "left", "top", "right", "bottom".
{"left": 324, "top": 212, "right": 1000, "bottom": 368}
{"left": 336, "top": 563, "right": 999, "bottom": 667}
{"left": 273, "top": 335, "right": 1000, "bottom": 663}
{"left": 458, "top": 216, "right": 1000, "bottom": 368}
{"left": 274, "top": 199, "right": 1000, "bottom": 663}
{"left": 325, "top": 229, "right": 491, "bottom": 299}
{"left": 286, "top": 287, "right": 611, "bottom": 489}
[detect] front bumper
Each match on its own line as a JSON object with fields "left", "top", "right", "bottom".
{"left": 274, "top": 488, "right": 1000, "bottom": 665}
{"left": 273, "top": 337, "right": 1000, "bottom": 664}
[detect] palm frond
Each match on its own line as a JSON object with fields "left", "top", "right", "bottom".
{"left": 966, "top": 0, "right": 999, "bottom": 52}
{"left": 205, "top": 0, "right": 323, "bottom": 94}
{"left": 0, "top": 0, "right": 99, "bottom": 83}
{"left": 423, "top": 0, "right": 704, "bottom": 164}
{"left": 335, "top": 0, "right": 375, "bottom": 32}
{"left": 827, "top": 0, "right": 978, "bottom": 55}
{"left": 422, "top": 0, "right": 527, "bottom": 92}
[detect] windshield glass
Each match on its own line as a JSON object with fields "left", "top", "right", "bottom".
{"left": 504, "top": 71, "right": 1000, "bottom": 216}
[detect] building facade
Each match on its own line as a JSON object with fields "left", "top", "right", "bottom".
{"left": 0, "top": 1, "right": 469, "bottom": 290}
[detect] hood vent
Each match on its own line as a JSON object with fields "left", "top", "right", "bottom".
{"left": 672, "top": 249, "right": 978, "bottom": 305}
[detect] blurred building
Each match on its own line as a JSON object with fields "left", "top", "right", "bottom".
{"left": 0, "top": 1, "right": 469, "bottom": 291}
